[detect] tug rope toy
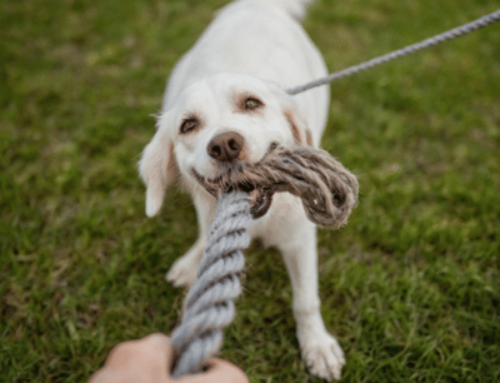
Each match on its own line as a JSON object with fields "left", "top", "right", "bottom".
{"left": 169, "top": 147, "right": 359, "bottom": 377}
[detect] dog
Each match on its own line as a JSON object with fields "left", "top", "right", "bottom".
{"left": 139, "top": 0, "right": 345, "bottom": 380}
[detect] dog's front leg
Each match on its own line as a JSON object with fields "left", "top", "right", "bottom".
{"left": 166, "top": 192, "right": 215, "bottom": 288}
{"left": 277, "top": 221, "right": 345, "bottom": 381}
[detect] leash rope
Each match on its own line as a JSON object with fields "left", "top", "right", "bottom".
{"left": 287, "top": 8, "right": 500, "bottom": 95}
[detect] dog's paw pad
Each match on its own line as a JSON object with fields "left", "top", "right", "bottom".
{"left": 166, "top": 257, "right": 198, "bottom": 288}
{"left": 302, "top": 334, "right": 345, "bottom": 381}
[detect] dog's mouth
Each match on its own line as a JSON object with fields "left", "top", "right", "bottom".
{"left": 191, "top": 143, "right": 277, "bottom": 219}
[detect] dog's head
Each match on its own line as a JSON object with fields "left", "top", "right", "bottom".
{"left": 139, "top": 72, "right": 314, "bottom": 217}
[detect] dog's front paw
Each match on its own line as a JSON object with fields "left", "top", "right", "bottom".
{"left": 166, "top": 256, "right": 199, "bottom": 288}
{"left": 301, "top": 332, "right": 345, "bottom": 381}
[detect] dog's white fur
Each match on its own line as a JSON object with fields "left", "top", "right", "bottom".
{"left": 139, "top": 0, "right": 345, "bottom": 380}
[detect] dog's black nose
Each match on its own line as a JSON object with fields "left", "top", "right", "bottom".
{"left": 207, "top": 132, "right": 244, "bottom": 162}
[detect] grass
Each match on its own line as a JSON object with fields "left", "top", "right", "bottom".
{"left": 1, "top": 0, "right": 499, "bottom": 381}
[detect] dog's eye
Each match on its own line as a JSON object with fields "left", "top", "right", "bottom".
{"left": 243, "top": 97, "right": 263, "bottom": 111}
{"left": 180, "top": 118, "right": 198, "bottom": 134}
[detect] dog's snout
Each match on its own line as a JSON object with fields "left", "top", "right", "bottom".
{"left": 207, "top": 132, "right": 244, "bottom": 162}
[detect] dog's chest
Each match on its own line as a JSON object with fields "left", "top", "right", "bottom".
{"left": 246, "top": 193, "right": 309, "bottom": 247}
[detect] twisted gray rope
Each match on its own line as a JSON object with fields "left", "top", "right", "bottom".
{"left": 287, "top": 8, "right": 500, "bottom": 95}
{"left": 170, "top": 191, "right": 252, "bottom": 378}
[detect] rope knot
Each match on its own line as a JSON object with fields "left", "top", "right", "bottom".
{"left": 207, "top": 146, "right": 359, "bottom": 228}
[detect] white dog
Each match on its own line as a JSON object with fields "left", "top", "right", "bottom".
{"left": 139, "top": 0, "right": 345, "bottom": 380}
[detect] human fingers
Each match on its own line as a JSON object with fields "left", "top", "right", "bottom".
{"left": 175, "top": 358, "right": 248, "bottom": 383}
{"left": 87, "top": 333, "right": 171, "bottom": 383}
{"left": 104, "top": 333, "right": 171, "bottom": 368}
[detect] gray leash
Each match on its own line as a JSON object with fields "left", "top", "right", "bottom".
{"left": 170, "top": 192, "right": 252, "bottom": 378}
{"left": 287, "top": 8, "right": 500, "bottom": 95}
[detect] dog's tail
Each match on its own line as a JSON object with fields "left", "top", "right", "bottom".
{"left": 259, "top": 0, "right": 315, "bottom": 20}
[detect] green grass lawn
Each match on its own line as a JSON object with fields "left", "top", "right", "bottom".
{"left": 1, "top": 0, "right": 499, "bottom": 382}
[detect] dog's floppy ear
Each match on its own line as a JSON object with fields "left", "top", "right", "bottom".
{"left": 138, "top": 118, "right": 178, "bottom": 217}
{"left": 271, "top": 83, "right": 315, "bottom": 146}
{"left": 282, "top": 106, "right": 314, "bottom": 146}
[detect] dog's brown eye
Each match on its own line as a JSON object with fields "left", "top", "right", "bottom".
{"left": 243, "top": 98, "right": 263, "bottom": 111}
{"left": 180, "top": 118, "right": 198, "bottom": 134}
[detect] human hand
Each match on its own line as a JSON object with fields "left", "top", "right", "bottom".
{"left": 88, "top": 333, "right": 249, "bottom": 383}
